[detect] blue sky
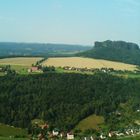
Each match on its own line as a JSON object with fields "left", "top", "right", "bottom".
{"left": 0, "top": 0, "right": 140, "bottom": 45}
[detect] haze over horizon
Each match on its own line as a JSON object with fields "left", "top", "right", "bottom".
{"left": 0, "top": 0, "right": 140, "bottom": 45}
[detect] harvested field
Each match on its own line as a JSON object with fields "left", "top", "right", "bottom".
{"left": 42, "top": 57, "right": 137, "bottom": 71}
{"left": 0, "top": 57, "right": 43, "bottom": 66}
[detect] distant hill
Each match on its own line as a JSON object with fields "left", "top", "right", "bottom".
{"left": 0, "top": 42, "right": 91, "bottom": 57}
{"left": 76, "top": 40, "right": 140, "bottom": 65}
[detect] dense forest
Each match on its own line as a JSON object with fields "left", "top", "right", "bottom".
{"left": 0, "top": 73, "right": 140, "bottom": 131}
{"left": 0, "top": 42, "right": 91, "bottom": 57}
{"left": 77, "top": 40, "right": 140, "bottom": 65}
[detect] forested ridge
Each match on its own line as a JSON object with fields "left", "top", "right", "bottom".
{"left": 0, "top": 42, "right": 91, "bottom": 57}
{"left": 77, "top": 40, "right": 140, "bottom": 65}
{"left": 0, "top": 73, "right": 140, "bottom": 131}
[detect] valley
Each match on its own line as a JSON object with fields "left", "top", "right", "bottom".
{"left": 0, "top": 0, "right": 140, "bottom": 139}
{"left": 0, "top": 41, "right": 140, "bottom": 140}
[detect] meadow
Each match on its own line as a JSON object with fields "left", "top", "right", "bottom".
{"left": 0, "top": 124, "right": 27, "bottom": 138}
{"left": 118, "top": 135, "right": 140, "bottom": 140}
{"left": 0, "top": 57, "right": 43, "bottom": 75}
{"left": 75, "top": 114, "right": 104, "bottom": 131}
{"left": 0, "top": 137, "right": 28, "bottom": 140}
{"left": 42, "top": 57, "right": 137, "bottom": 71}
{"left": 0, "top": 72, "right": 5, "bottom": 76}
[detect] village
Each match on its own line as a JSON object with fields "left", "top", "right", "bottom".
{"left": 27, "top": 65, "right": 138, "bottom": 75}
{"left": 30, "top": 120, "right": 140, "bottom": 140}
{"left": 1, "top": 60, "right": 140, "bottom": 77}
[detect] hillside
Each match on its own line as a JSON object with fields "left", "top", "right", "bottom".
{"left": 77, "top": 40, "right": 140, "bottom": 65}
{"left": 0, "top": 42, "right": 91, "bottom": 57}
{"left": 42, "top": 57, "right": 137, "bottom": 71}
{"left": 0, "top": 73, "right": 139, "bottom": 131}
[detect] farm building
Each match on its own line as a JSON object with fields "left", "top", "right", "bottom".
{"left": 39, "top": 123, "right": 49, "bottom": 130}
{"left": 67, "top": 132, "right": 74, "bottom": 140}
{"left": 28, "top": 67, "right": 39, "bottom": 73}
{"left": 52, "top": 128, "right": 59, "bottom": 136}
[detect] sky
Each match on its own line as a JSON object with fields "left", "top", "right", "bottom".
{"left": 0, "top": 0, "right": 140, "bottom": 45}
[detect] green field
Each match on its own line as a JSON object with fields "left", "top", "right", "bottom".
{"left": 11, "top": 65, "right": 30, "bottom": 74}
{"left": 118, "top": 135, "right": 140, "bottom": 140}
{"left": 0, "top": 65, "right": 30, "bottom": 75}
{"left": 124, "top": 73, "right": 140, "bottom": 78}
{"left": 0, "top": 72, "right": 5, "bottom": 76}
{"left": 0, "top": 137, "right": 28, "bottom": 140}
{"left": 0, "top": 124, "right": 27, "bottom": 137}
{"left": 75, "top": 114, "right": 104, "bottom": 131}
{"left": 0, "top": 57, "right": 44, "bottom": 75}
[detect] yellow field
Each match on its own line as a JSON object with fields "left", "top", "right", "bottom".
{"left": 42, "top": 57, "right": 137, "bottom": 71}
{"left": 75, "top": 114, "right": 104, "bottom": 131}
{"left": 0, "top": 57, "right": 43, "bottom": 66}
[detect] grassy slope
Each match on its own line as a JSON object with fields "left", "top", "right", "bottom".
{"left": 0, "top": 124, "right": 27, "bottom": 137}
{"left": 75, "top": 114, "right": 104, "bottom": 131}
{"left": 118, "top": 135, "right": 140, "bottom": 140}
{"left": 0, "top": 137, "right": 28, "bottom": 140}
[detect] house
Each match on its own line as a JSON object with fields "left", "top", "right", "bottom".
{"left": 38, "top": 133, "right": 45, "bottom": 140}
{"left": 100, "top": 134, "right": 106, "bottom": 139}
{"left": 31, "top": 66, "right": 38, "bottom": 71}
{"left": 52, "top": 128, "right": 59, "bottom": 136}
{"left": 28, "top": 69, "right": 31, "bottom": 73}
{"left": 60, "top": 132, "right": 65, "bottom": 138}
{"left": 108, "top": 132, "right": 115, "bottom": 138}
{"left": 116, "top": 133, "right": 124, "bottom": 137}
{"left": 90, "top": 136, "right": 94, "bottom": 140}
{"left": 84, "top": 137, "right": 87, "bottom": 140}
{"left": 67, "top": 132, "right": 74, "bottom": 140}
{"left": 125, "top": 131, "right": 130, "bottom": 135}
{"left": 28, "top": 67, "right": 39, "bottom": 73}
{"left": 115, "top": 110, "right": 122, "bottom": 116}
{"left": 39, "top": 123, "right": 49, "bottom": 130}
